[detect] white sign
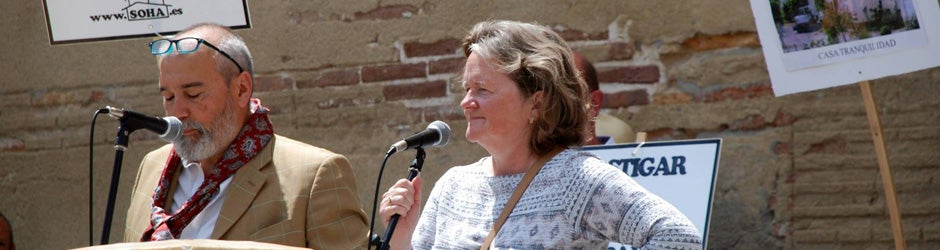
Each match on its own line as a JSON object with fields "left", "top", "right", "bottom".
{"left": 750, "top": 0, "right": 940, "bottom": 96}
{"left": 43, "top": 0, "right": 250, "bottom": 45}
{"left": 582, "top": 138, "right": 721, "bottom": 249}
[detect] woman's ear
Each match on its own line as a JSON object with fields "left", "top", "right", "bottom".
{"left": 529, "top": 90, "right": 544, "bottom": 118}
{"left": 531, "top": 90, "right": 544, "bottom": 108}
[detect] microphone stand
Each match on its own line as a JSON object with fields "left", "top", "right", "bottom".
{"left": 100, "top": 122, "right": 131, "bottom": 244}
{"left": 378, "top": 148, "right": 426, "bottom": 250}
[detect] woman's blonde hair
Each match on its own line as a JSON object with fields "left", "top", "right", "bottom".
{"left": 459, "top": 20, "right": 590, "bottom": 155}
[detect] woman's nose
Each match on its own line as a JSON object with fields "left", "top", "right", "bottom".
{"left": 460, "top": 93, "right": 478, "bottom": 110}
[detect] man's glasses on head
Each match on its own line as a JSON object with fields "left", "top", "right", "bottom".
{"left": 149, "top": 37, "right": 244, "bottom": 73}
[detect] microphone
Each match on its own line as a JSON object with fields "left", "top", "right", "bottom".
{"left": 388, "top": 120, "right": 451, "bottom": 155}
{"left": 105, "top": 106, "right": 182, "bottom": 142}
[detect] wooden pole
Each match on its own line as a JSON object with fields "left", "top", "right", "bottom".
{"left": 859, "top": 81, "right": 906, "bottom": 249}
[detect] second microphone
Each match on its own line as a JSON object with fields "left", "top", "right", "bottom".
{"left": 388, "top": 121, "right": 451, "bottom": 155}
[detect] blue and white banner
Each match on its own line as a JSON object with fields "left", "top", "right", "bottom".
{"left": 582, "top": 138, "right": 721, "bottom": 249}
{"left": 43, "top": 0, "right": 250, "bottom": 44}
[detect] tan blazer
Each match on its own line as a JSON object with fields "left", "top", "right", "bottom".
{"left": 124, "top": 135, "right": 369, "bottom": 249}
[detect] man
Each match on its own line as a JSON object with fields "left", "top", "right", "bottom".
{"left": 572, "top": 51, "right": 635, "bottom": 145}
{"left": 124, "top": 23, "right": 368, "bottom": 248}
{"left": 0, "top": 212, "right": 14, "bottom": 250}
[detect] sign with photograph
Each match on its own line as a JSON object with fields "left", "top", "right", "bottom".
{"left": 750, "top": 0, "right": 940, "bottom": 96}
{"left": 582, "top": 138, "right": 721, "bottom": 249}
{"left": 43, "top": 0, "right": 250, "bottom": 45}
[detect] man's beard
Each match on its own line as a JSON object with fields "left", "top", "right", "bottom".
{"left": 173, "top": 101, "right": 241, "bottom": 162}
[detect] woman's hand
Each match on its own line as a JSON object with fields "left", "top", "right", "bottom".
{"left": 378, "top": 176, "right": 423, "bottom": 249}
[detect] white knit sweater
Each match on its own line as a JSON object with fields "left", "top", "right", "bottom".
{"left": 413, "top": 149, "right": 703, "bottom": 249}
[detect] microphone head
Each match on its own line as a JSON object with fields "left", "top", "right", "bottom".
{"left": 427, "top": 120, "right": 451, "bottom": 147}
{"left": 160, "top": 116, "right": 183, "bottom": 143}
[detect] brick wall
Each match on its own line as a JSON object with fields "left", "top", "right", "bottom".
{"left": 1, "top": 1, "right": 937, "bottom": 249}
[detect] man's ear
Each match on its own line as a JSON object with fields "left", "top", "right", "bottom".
{"left": 590, "top": 90, "right": 604, "bottom": 108}
{"left": 232, "top": 71, "right": 252, "bottom": 108}
{"left": 590, "top": 89, "right": 604, "bottom": 115}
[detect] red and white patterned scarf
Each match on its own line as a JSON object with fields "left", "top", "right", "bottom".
{"left": 141, "top": 100, "right": 273, "bottom": 241}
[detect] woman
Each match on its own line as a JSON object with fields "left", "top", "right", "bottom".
{"left": 379, "top": 20, "right": 702, "bottom": 249}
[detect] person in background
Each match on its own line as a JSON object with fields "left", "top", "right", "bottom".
{"left": 123, "top": 23, "right": 368, "bottom": 248}
{"left": 379, "top": 20, "right": 702, "bottom": 249}
{"left": 572, "top": 51, "right": 636, "bottom": 145}
{"left": 0, "top": 212, "right": 14, "bottom": 250}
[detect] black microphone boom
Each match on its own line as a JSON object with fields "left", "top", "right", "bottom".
{"left": 106, "top": 106, "right": 182, "bottom": 142}
{"left": 388, "top": 120, "right": 450, "bottom": 155}
{"left": 97, "top": 107, "right": 181, "bottom": 244}
{"left": 376, "top": 121, "right": 449, "bottom": 249}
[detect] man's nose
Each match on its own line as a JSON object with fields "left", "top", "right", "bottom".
{"left": 166, "top": 100, "right": 189, "bottom": 120}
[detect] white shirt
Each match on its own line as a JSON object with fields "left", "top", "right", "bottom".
{"left": 413, "top": 149, "right": 702, "bottom": 249}
{"left": 170, "top": 160, "right": 233, "bottom": 239}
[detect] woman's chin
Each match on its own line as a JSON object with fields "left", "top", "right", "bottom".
{"left": 464, "top": 132, "right": 478, "bottom": 143}
{"left": 464, "top": 128, "right": 486, "bottom": 143}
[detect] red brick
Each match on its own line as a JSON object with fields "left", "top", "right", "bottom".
{"left": 383, "top": 80, "right": 447, "bottom": 101}
{"left": 730, "top": 114, "right": 767, "bottom": 131}
{"left": 31, "top": 90, "right": 76, "bottom": 108}
{"left": 773, "top": 111, "right": 797, "bottom": 127}
{"left": 429, "top": 58, "right": 465, "bottom": 75}
{"left": 254, "top": 75, "right": 292, "bottom": 92}
{"left": 298, "top": 69, "right": 360, "bottom": 89}
{"left": 603, "top": 89, "right": 649, "bottom": 108}
{"left": 552, "top": 28, "right": 607, "bottom": 42}
{"left": 682, "top": 31, "right": 760, "bottom": 51}
{"left": 773, "top": 141, "right": 793, "bottom": 155}
{"left": 362, "top": 63, "right": 426, "bottom": 82}
{"left": 705, "top": 87, "right": 745, "bottom": 102}
{"left": 86, "top": 90, "right": 105, "bottom": 105}
{"left": 0, "top": 138, "right": 25, "bottom": 152}
{"left": 702, "top": 83, "right": 774, "bottom": 102}
{"left": 354, "top": 4, "right": 419, "bottom": 21}
{"left": 803, "top": 137, "right": 848, "bottom": 155}
{"left": 404, "top": 38, "right": 461, "bottom": 58}
{"left": 652, "top": 92, "right": 693, "bottom": 105}
{"left": 597, "top": 65, "right": 659, "bottom": 84}
{"left": 608, "top": 41, "right": 636, "bottom": 60}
